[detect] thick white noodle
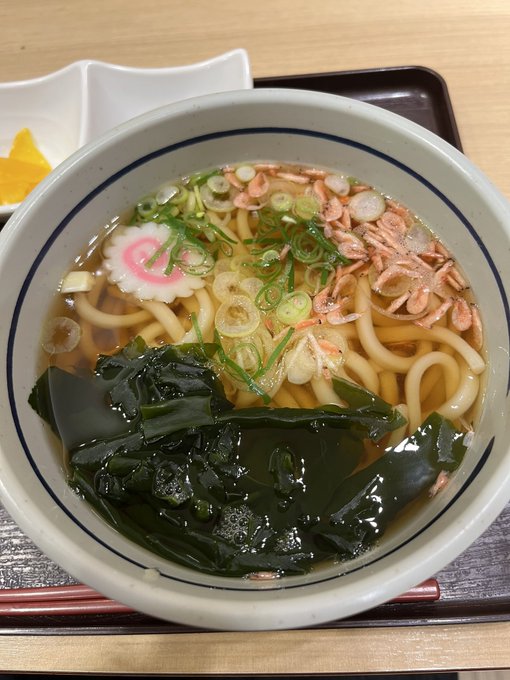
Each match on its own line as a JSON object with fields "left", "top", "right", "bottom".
{"left": 74, "top": 292, "right": 151, "bottom": 329}
{"left": 177, "top": 289, "right": 215, "bottom": 344}
{"left": 137, "top": 300, "right": 185, "bottom": 342}
{"left": 379, "top": 370, "right": 399, "bottom": 406}
{"left": 355, "top": 277, "right": 486, "bottom": 375}
{"left": 387, "top": 404, "right": 409, "bottom": 446}
{"left": 236, "top": 208, "right": 253, "bottom": 241}
{"left": 344, "top": 351, "right": 380, "bottom": 394}
{"left": 311, "top": 376, "right": 344, "bottom": 406}
{"left": 286, "top": 383, "right": 317, "bottom": 409}
{"left": 404, "top": 351, "right": 460, "bottom": 433}
{"left": 137, "top": 321, "right": 165, "bottom": 346}
{"left": 272, "top": 386, "right": 300, "bottom": 408}
{"left": 355, "top": 277, "right": 417, "bottom": 372}
{"left": 434, "top": 360, "right": 480, "bottom": 422}
{"left": 375, "top": 325, "right": 485, "bottom": 374}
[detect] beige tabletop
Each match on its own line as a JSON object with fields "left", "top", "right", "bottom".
{"left": 1, "top": 0, "right": 510, "bottom": 674}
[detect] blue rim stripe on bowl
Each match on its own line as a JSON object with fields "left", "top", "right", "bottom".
{"left": 6, "top": 126, "right": 509, "bottom": 592}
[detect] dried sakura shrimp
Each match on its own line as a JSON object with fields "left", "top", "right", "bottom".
{"left": 217, "top": 162, "right": 482, "bottom": 347}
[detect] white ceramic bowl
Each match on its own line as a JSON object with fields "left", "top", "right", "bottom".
{"left": 0, "top": 49, "right": 252, "bottom": 220}
{"left": 0, "top": 88, "right": 509, "bottom": 631}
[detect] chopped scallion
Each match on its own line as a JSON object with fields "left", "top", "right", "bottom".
{"left": 255, "top": 282, "right": 284, "bottom": 311}
{"left": 228, "top": 342, "right": 263, "bottom": 375}
{"left": 253, "top": 327, "right": 295, "bottom": 379}
{"left": 270, "top": 192, "right": 294, "bottom": 212}
{"left": 235, "top": 165, "right": 256, "bottom": 183}
{"left": 275, "top": 291, "right": 312, "bottom": 326}
{"left": 291, "top": 230, "right": 323, "bottom": 264}
{"left": 191, "top": 312, "right": 205, "bottom": 348}
{"left": 294, "top": 195, "right": 320, "bottom": 220}
{"left": 136, "top": 196, "right": 158, "bottom": 219}
{"left": 304, "top": 262, "right": 335, "bottom": 293}
{"left": 214, "top": 330, "right": 271, "bottom": 404}
{"left": 207, "top": 175, "right": 230, "bottom": 196}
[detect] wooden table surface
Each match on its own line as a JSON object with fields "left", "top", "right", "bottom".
{"left": 1, "top": 0, "right": 510, "bottom": 674}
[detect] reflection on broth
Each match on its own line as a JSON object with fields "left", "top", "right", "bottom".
{"left": 29, "top": 162, "right": 486, "bottom": 578}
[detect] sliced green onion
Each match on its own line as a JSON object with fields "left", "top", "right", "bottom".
{"left": 255, "top": 282, "right": 284, "bottom": 311}
{"left": 304, "top": 262, "right": 335, "bottom": 294}
{"left": 291, "top": 230, "right": 323, "bottom": 263}
{"left": 275, "top": 251, "right": 295, "bottom": 293}
{"left": 228, "top": 342, "right": 263, "bottom": 375}
{"left": 214, "top": 330, "right": 270, "bottom": 404}
{"left": 324, "top": 174, "right": 350, "bottom": 196}
{"left": 281, "top": 214, "right": 297, "bottom": 225}
{"left": 156, "top": 185, "right": 180, "bottom": 205}
{"left": 157, "top": 204, "right": 180, "bottom": 220}
{"left": 212, "top": 271, "right": 241, "bottom": 302}
{"left": 172, "top": 242, "right": 214, "bottom": 276}
{"left": 185, "top": 191, "right": 196, "bottom": 213}
{"left": 349, "top": 190, "right": 386, "bottom": 223}
{"left": 307, "top": 218, "right": 351, "bottom": 265}
{"left": 248, "top": 259, "right": 283, "bottom": 281}
{"left": 188, "top": 168, "right": 220, "bottom": 187}
{"left": 239, "top": 276, "right": 263, "bottom": 299}
{"left": 182, "top": 213, "right": 237, "bottom": 246}
{"left": 207, "top": 175, "right": 230, "bottom": 196}
{"left": 276, "top": 291, "right": 312, "bottom": 326}
{"left": 270, "top": 192, "right": 294, "bottom": 212}
{"left": 194, "top": 185, "right": 205, "bottom": 213}
{"left": 261, "top": 249, "right": 280, "bottom": 264}
{"left": 145, "top": 234, "right": 176, "bottom": 270}
{"left": 235, "top": 165, "right": 256, "bottom": 183}
{"left": 137, "top": 196, "right": 158, "bottom": 219}
{"left": 209, "top": 240, "right": 233, "bottom": 258}
{"left": 215, "top": 295, "right": 260, "bottom": 337}
{"left": 171, "top": 186, "right": 189, "bottom": 206}
{"left": 286, "top": 251, "right": 295, "bottom": 292}
{"left": 230, "top": 254, "right": 254, "bottom": 272}
{"left": 199, "top": 184, "right": 234, "bottom": 212}
{"left": 320, "top": 266, "right": 332, "bottom": 286}
{"left": 42, "top": 316, "right": 81, "bottom": 354}
{"left": 191, "top": 311, "right": 204, "bottom": 347}
{"left": 294, "top": 195, "right": 320, "bottom": 220}
{"left": 258, "top": 208, "right": 283, "bottom": 230}
{"left": 253, "top": 327, "right": 295, "bottom": 379}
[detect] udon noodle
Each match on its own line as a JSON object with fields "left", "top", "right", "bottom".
{"left": 31, "top": 161, "right": 486, "bottom": 577}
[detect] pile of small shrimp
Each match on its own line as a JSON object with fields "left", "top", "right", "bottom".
{"left": 221, "top": 162, "right": 483, "bottom": 352}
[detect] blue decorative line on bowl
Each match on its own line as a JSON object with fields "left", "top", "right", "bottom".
{"left": 7, "top": 126, "right": 508, "bottom": 593}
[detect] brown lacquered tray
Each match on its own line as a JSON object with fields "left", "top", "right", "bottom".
{"left": 1, "top": 65, "right": 509, "bottom": 635}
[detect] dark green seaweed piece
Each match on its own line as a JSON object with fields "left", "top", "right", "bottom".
{"left": 141, "top": 395, "right": 214, "bottom": 441}
{"left": 28, "top": 365, "right": 129, "bottom": 449}
{"left": 30, "top": 338, "right": 466, "bottom": 577}
{"left": 312, "top": 412, "right": 467, "bottom": 559}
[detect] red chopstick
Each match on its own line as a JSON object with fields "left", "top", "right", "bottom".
{"left": 390, "top": 578, "right": 440, "bottom": 602}
{"left": 0, "top": 584, "right": 132, "bottom": 615}
{"left": 0, "top": 584, "right": 102, "bottom": 602}
{"left": 0, "top": 578, "right": 439, "bottom": 617}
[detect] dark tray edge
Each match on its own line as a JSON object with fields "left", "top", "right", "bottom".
{"left": 254, "top": 64, "right": 463, "bottom": 152}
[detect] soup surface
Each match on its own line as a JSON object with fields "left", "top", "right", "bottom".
{"left": 29, "top": 162, "right": 486, "bottom": 578}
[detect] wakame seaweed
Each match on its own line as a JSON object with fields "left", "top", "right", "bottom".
{"left": 28, "top": 338, "right": 467, "bottom": 577}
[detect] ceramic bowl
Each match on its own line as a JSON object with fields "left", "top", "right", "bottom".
{"left": 0, "top": 88, "right": 509, "bottom": 631}
{"left": 0, "top": 49, "right": 252, "bottom": 219}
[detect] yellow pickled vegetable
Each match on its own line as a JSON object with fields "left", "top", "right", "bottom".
{"left": 0, "top": 128, "right": 51, "bottom": 205}
{"left": 0, "top": 180, "right": 34, "bottom": 205}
